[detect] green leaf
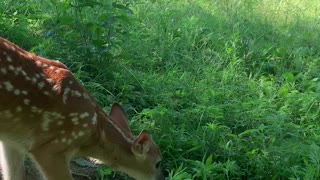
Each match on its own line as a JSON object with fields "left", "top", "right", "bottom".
{"left": 282, "top": 72, "right": 295, "bottom": 83}
{"left": 278, "top": 87, "right": 289, "bottom": 97}
{"left": 238, "top": 129, "right": 259, "bottom": 137}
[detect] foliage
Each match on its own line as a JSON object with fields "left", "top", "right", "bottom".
{"left": 1, "top": 0, "right": 320, "bottom": 179}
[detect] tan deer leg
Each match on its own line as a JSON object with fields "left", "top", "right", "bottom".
{"left": 29, "top": 150, "right": 73, "bottom": 180}
{"left": 0, "top": 141, "right": 26, "bottom": 180}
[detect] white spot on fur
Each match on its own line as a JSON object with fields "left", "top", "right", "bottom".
{"left": 71, "top": 131, "right": 78, "bottom": 139}
{"left": 83, "top": 93, "right": 90, "bottom": 99}
{"left": 30, "top": 106, "right": 37, "bottom": 113}
{"left": 46, "top": 78, "right": 54, "bottom": 84}
{"left": 36, "top": 61, "right": 42, "bottom": 66}
{"left": 15, "top": 66, "right": 23, "bottom": 75}
{"left": 63, "top": 87, "right": 70, "bottom": 104}
{"left": 21, "top": 90, "right": 28, "bottom": 95}
{"left": 16, "top": 106, "right": 23, "bottom": 112}
{"left": 6, "top": 56, "right": 12, "bottom": 62}
{"left": 0, "top": 68, "right": 7, "bottom": 74}
{"left": 52, "top": 84, "right": 60, "bottom": 92}
{"left": 72, "top": 117, "right": 79, "bottom": 125}
{"left": 14, "top": 89, "right": 20, "bottom": 95}
{"left": 31, "top": 77, "right": 37, "bottom": 84}
{"left": 78, "top": 131, "right": 85, "bottom": 137}
{"left": 42, "top": 112, "right": 52, "bottom": 131}
{"left": 69, "top": 113, "right": 78, "bottom": 117}
{"left": 91, "top": 113, "right": 97, "bottom": 124}
{"left": 37, "top": 81, "right": 45, "bottom": 89}
{"left": 8, "top": 65, "right": 14, "bottom": 71}
{"left": 24, "top": 99, "right": 30, "bottom": 105}
{"left": 57, "top": 121, "right": 63, "bottom": 126}
{"left": 80, "top": 112, "right": 90, "bottom": 119}
{"left": 72, "top": 90, "right": 82, "bottom": 97}
{"left": 3, "top": 42, "right": 14, "bottom": 51}
{"left": 49, "top": 66, "right": 55, "bottom": 70}
{"left": 31, "top": 106, "right": 43, "bottom": 114}
{"left": 54, "top": 69, "right": 62, "bottom": 74}
{"left": 18, "top": 51, "right": 24, "bottom": 57}
{"left": 3, "top": 81, "right": 14, "bottom": 92}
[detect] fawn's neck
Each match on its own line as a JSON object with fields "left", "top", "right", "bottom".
{"left": 79, "top": 107, "right": 135, "bottom": 168}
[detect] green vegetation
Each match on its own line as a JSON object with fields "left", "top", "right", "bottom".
{"left": 1, "top": 0, "right": 320, "bottom": 179}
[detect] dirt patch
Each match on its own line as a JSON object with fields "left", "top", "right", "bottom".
{"left": 1, "top": 158, "right": 100, "bottom": 180}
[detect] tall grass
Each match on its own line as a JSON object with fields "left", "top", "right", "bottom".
{"left": 1, "top": 0, "right": 320, "bottom": 179}
{"left": 118, "top": 0, "right": 320, "bottom": 179}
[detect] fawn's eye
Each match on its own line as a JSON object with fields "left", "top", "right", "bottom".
{"left": 155, "top": 161, "right": 161, "bottom": 169}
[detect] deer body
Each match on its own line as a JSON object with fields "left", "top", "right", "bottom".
{"left": 0, "top": 37, "right": 163, "bottom": 180}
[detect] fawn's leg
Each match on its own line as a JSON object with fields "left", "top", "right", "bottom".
{"left": 0, "top": 141, "right": 26, "bottom": 180}
{"left": 29, "top": 149, "right": 73, "bottom": 180}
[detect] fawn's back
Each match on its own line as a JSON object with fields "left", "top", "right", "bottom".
{"left": 0, "top": 37, "right": 164, "bottom": 180}
{"left": 0, "top": 38, "right": 95, "bottom": 147}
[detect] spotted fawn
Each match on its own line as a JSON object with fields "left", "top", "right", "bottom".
{"left": 0, "top": 37, "right": 164, "bottom": 180}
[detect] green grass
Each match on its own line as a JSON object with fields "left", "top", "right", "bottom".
{"left": 121, "top": 0, "right": 320, "bottom": 179}
{"left": 1, "top": 0, "right": 320, "bottom": 179}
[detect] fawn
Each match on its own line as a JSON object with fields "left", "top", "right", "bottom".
{"left": 0, "top": 37, "right": 164, "bottom": 180}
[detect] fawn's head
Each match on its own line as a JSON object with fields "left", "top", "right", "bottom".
{"left": 95, "top": 103, "right": 164, "bottom": 180}
{"left": 120, "top": 130, "right": 164, "bottom": 180}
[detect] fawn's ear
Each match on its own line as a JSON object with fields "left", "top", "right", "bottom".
{"left": 131, "top": 130, "right": 153, "bottom": 159}
{"left": 109, "top": 102, "right": 131, "bottom": 134}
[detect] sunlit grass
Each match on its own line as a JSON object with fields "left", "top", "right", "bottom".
{"left": 125, "top": 0, "right": 320, "bottom": 179}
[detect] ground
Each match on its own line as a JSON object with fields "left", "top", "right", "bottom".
{"left": 0, "top": 158, "right": 99, "bottom": 180}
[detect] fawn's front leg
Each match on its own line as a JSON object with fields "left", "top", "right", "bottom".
{"left": 29, "top": 148, "right": 73, "bottom": 180}
{"left": 0, "top": 141, "right": 26, "bottom": 180}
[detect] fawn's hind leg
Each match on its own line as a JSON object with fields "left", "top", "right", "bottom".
{"left": 0, "top": 141, "right": 26, "bottom": 180}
